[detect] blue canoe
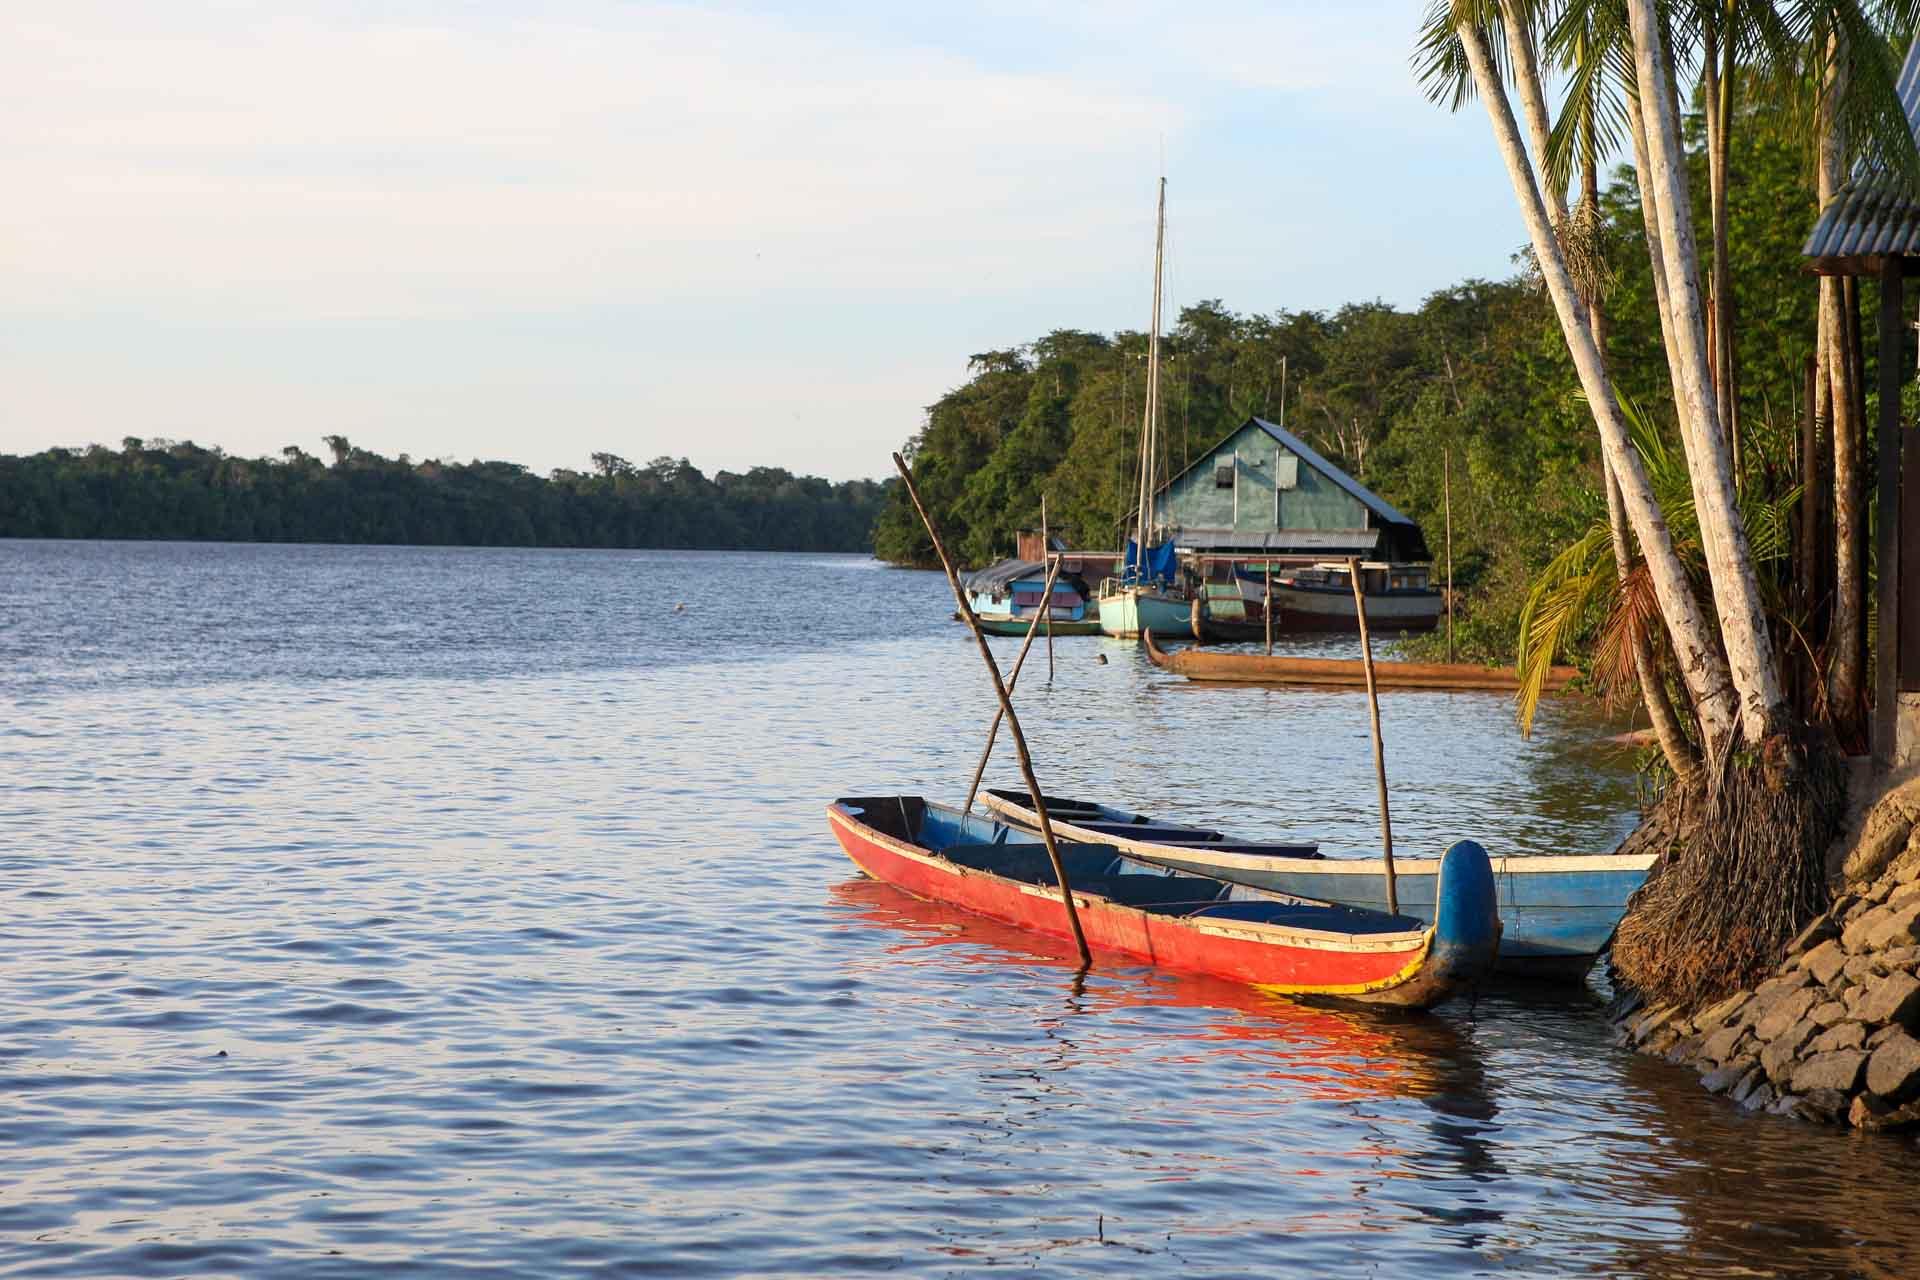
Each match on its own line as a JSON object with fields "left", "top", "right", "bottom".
{"left": 983, "top": 790, "right": 1653, "bottom": 980}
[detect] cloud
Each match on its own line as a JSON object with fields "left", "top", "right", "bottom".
{"left": 0, "top": 1, "right": 1181, "bottom": 319}
{"left": 0, "top": 1, "right": 1523, "bottom": 478}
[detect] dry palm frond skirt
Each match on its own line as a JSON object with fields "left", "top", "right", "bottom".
{"left": 1610, "top": 737, "right": 1846, "bottom": 1011}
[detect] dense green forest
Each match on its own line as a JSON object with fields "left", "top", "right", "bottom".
{"left": 0, "top": 437, "right": 888, "bottom": 552}
{"left": 876, "top": 115, "right": 1861, "bottom": 663}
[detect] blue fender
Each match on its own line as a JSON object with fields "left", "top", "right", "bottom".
{"left": 1428, "top": 840, "right": 1501, "bottom": 986}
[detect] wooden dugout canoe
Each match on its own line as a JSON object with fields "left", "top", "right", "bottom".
{"left": 1143, "top": 628, "right": 1579, "bottom": 693}
{"left": 827, "top": 796, "right": 1499, "bottom": 1008}
{"left": 983, "top": 789, "right": 1654, "bottom": 980}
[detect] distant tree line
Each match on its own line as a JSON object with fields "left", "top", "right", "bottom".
{"left": 0, "top": 436, "right": 889, "bottom": 552}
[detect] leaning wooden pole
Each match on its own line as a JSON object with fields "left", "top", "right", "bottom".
{"left": 1347, "top": 557, "right": 1398, "bottom": 915}
{"left": 962, "top": 555, "right": 1063, "bottom": 816}
{"left": 1041, "top": 493, "right": 1055, "bottom": 684}
{"left": 893, "top": 454, "right": 1091, "bottom": 967}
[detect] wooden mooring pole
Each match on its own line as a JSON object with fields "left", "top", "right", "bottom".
{"left": 962, "top": 555, "right": 1062, "bottom": 816}
{"left": 894, "top": 454, "right": 1091, "bottom": 968}
{"left": 1264, "top": 560, "right": 1274, "bottom": 656}
{"left": 1041, "top": 493, "right": 1055, "bottom": 684}
{"left": 1347, "top": 557, "right": 1398, "bottom": 915}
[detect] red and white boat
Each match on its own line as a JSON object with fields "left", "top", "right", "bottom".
{"left": 827, "top": 795, "right": 1498, "bottom": 1008}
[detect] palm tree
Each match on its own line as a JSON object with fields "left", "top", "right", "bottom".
{"left": 1431, "top": 7, "right": 1746, "bottom": 754}
{"left": 1418, "top": 0, "right": 1916, "bottom": 1004}
{"left": 1625, "top": 0, "right": 1796, "bottom": 747}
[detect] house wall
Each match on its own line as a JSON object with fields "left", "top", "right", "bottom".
{"left": 1155, "top": 423, "right": 1368, "bottom": 535}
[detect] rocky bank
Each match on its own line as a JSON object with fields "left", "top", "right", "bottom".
{"left": 1614, "top": 771, "right": 1920, "bottom": 1129}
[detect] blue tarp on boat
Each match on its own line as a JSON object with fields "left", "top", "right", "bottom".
{"left": 1123, "top": 539, "right": 1178, "bottom": 587}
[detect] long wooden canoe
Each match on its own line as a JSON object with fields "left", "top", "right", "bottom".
{"left": 827, "top": 796, "right": 1499, "bottom": 1008}
{"left": 1143, "top": 628, "right": 1579, "bottom": 693}
{"left": 983, "top": 789, "right": 1653, "bottom": 980}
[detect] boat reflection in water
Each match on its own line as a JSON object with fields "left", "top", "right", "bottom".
{"left": 827, "top": 877, "right": 1490, "bottom": 1111}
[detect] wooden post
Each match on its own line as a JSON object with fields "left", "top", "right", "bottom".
{"left": 1876, "top": 258, "right": 1905, "bottom": 767}
{"left": 893, "top": 454, "right": 1091, "bottom": 967}
{"left": 1263, "top": 561, "right": 1273, "bottom": 656}
{"left": 1444, "top": 450, "right": 1455, "bottom": 665}
{"left": 1041, "top": 494, "right": 1055, "bottom": 684}
{"left": 962, "top": 555, "right": 1062, "bottom": 816}
{"left": 1347, "top": 557, "right": 1398, "bottom": 915}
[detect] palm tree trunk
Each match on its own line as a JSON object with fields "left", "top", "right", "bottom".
{"left": 1816, "top": 35, "right": 1866, "bottom": 735}
{"left": 1625, "top": 0, "right": 1789, "bottom": 747}
{"left": 1587, "top": 111, "right": 1700, "bottom": 780}
{"left": 1501, "top": 3, "right": 1567, "bottom": 224}
{"left": 1455, "top": 16, "right": 1740, "bottom": 749}
{"left": 1703, "top": 11, "right": 1739, "bottom": 478}
{"left": 1627, "top": 94, "right": 1687, "bottom": 403}
{"left": 1606, "top": 460, "right": 1701, "bottom": 779}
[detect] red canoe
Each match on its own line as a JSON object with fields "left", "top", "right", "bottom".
{"left": 827, "top": 796, "right": 1499, "bottom": 1009}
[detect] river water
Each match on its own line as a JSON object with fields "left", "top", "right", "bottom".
{"left": 3, "top": 541, "right": 1918, "bottom": 1278}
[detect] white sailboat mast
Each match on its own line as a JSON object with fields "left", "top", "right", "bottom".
{"left": 1134, "top": 176, "right": 1166, "bottom": 569}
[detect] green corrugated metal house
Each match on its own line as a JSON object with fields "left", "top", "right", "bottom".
{"left": 1150, "top": 417, "right": 1429, "bottom": 561}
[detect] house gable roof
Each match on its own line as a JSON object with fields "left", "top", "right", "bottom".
{"left": 1159, "top": 417, "right": 1415, "bottom": 528}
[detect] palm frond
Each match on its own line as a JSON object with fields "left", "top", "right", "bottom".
{"left": 1516, "top": 522, "right": 1618, "bottom": 737}
{"left": 1591, "top": 559, "right": 1667, "bottom": 717}
{"left": 1415, "top": 1, "right": 1498, "bottom": 110}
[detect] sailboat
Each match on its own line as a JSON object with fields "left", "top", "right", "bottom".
{"left": 1097, "top": 177, "right": 1193, "bottom": 640}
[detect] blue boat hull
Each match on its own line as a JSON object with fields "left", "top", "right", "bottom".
{"left": 1155, "top": 860, "right": 1647, "bottom": 978}
{"left": 1096, "top": 587, "right": 1193, "bottom": 639}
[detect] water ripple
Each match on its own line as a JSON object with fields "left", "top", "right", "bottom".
{"left": 1, "top": 542, "right": 1915, "bottom": 1278}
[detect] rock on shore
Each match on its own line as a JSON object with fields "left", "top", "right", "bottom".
{"left": 1614, "top": 772, "right": 1920, "bottom": 1130}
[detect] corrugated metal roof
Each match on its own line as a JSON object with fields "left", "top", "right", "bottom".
{"left": 1247, "top": 417, "right": 1417, "bottom": 527}
{"left": 1803, "top": 36, "right": 1920, "bottom": 262}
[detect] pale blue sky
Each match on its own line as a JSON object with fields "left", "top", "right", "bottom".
{"left": 1, "top": 1, "right": 1531, "bottom": 481}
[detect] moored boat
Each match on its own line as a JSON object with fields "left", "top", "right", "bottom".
{"left": 962, "top": 558, "right": 1102, "bottom": 636}
{"left": 1189, "top": 582, "right": 1274, "bottom": 643}
{"left": 1142, "top": 628, "right": 1580, "bottom": 692}
{"left": 1096, "top": 581, "right": 1194, "bottom": 639}
{"left": 975, "top": 612, "right": 1103, "bottom": 637}
{"left": 826, "top": 795, "right": 1499, "bottom": 1007}
{"left": 1256, "top": 562, "right": 1442, "bottom": 632}
{"left": 982, "top": 789, "right": 1650, "bottom": 980}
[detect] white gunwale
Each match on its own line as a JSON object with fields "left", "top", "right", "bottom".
{"left": 981, "top": 793, "right": 1655, "bottom": 876}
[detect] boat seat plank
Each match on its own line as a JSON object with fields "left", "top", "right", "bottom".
{"left": 939, "top": 842, "right": 1126, "bottom": 884}
{"left": 939, "top": 844, "right": 1237, "bottom": 907}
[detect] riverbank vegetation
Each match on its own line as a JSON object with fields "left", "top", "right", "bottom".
{"left": 878, "top": 103, "right": 1843, "bottom": 670}
{"left": 0, "top": 437, "right": 887, "bottom": 552}
{"left": 1426, "top": 0, "right": 1913, "bottom": 1007}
